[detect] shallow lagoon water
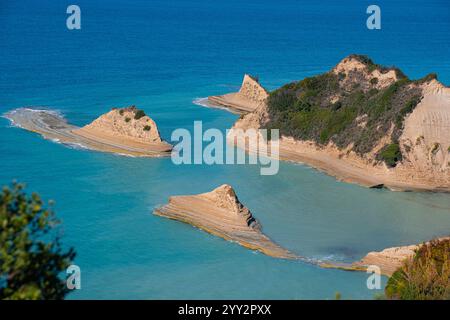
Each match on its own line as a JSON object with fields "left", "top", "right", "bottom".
{"left": 1, "top": 0, "right": 450, "bottom": 299}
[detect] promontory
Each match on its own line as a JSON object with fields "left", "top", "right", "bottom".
{"left": 4, "top": 106, "right": 172, "bottom": 157}
{"left": 211, "top": 55, "right": 450, "bottom": 191}
{"left": 154, "top": 184, "right": 296, "bottom": 259}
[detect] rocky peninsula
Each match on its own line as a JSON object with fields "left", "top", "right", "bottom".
{"left": 154, "top": 184, "right": 296, "bottom": 259}
{"left": 4, "top": 106, "right": 172, "bottom": 157}
{"left": 212, "top": 55, "right": 450, "bottom": 191}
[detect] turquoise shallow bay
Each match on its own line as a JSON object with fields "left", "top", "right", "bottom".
{"left": 1, "top": 0, "right": 450, "bottom": 299}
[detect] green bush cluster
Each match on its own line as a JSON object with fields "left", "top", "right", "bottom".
{"left": 265, "top": 60, "right": 425, "bottom": 165}
{"left": 134, "top": 109, "right": 146, "bottom": 120}
{"left": 385, "top": 239, "right": 450, "bottom": 300}
{"left": 379, "top": 143, "right": 402, "bottom": 167}
{"left": 143, "top": 125, "right": 151, "bottom": 131}
{"left": 348, "top": 54, "right": 408, "bottom": 79}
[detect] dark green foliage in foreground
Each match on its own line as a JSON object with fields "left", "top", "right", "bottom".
{"left": 385, "top": 239, "right": 450, "bottom": 300}
{"left": 125, "top": 117, "right": 131, "bottom": 123}
{"left": 143, "top": 125, "right": 151, "bottom": 131}
{"left": 378, "top": 143, "right": 402, "bottom": 167}
{"left": 134, "top": 109, "right": 146, "bottom": 120}
{"left": 265, "top": 58, "right": 425, "bottom": 165}
{"left": 0, "top": 183, "right": 75, "bottom": 300}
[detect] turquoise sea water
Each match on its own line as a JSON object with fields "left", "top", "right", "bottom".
{"left": 1, "top": 0, "right": 450, "bottom": 299}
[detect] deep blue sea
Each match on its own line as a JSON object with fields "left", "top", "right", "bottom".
{"left": 1, "top": 0, "right": 450, "bottom": 299}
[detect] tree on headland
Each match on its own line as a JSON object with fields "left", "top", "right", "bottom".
{"left": 385, "top": 239, "right": 450, "bottom": 300}
{"left": 0, "top": 182, "right": 76, "bottom": 300}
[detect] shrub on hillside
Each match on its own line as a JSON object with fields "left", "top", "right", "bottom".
{"left": 134, "top": 110, "right": 146, "bottom": 120}
{"left": 379, "top": 143, "right": 402, "bottom": 167}
{"left": 385, "top": 239, "right": 450, "bottom": 300}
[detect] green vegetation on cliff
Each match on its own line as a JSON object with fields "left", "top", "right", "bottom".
{"left": 385, "top": 239, "right": 450, "bottom": 300}
{"left": 378, "top": 143, "right": 402, "bottom": 168}
{"left": 265, "top": 55, "right": 425, "bottom": 166}
{"left": 134, "top": 109, "right": 146, "bottom": 120}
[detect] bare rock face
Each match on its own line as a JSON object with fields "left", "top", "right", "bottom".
{"left": 352, "top": 244, "right": 419, "bottom": 276}
{"left": 352, "top": 237, "right": 450, "bottom": 276}
{"left": 398, "top": 79, "right": 450, "bottom": 186}
{"left": 202, "top": 184, "right": 260, "bottom": 229}
{"left": 238, "top": 74, "right": 269, "bottom": 106}
{"left": 154, "top": 184, "right": 294, "bottom": 259}
{"left": 75, "top": 106, "right": 163, "bottom": 144}
{"left": 208, "top": 75, "right": 269, "bottom": 113}
{"left": 332, "top": 55, "right": 399, "bottom": 91}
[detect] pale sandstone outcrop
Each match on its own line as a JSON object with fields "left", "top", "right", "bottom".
{"left": 74, "top": 106, "right": 163, "bottom": 144}
{"left": 351, "top": 237, "right": 450, "bottom": 276}
{"left": 154, "top": 184, "right": 296, "bottom": 259}
{"left": 352, "top": 244, "right": 419, "bottom": 276}
{"left": 208, "top": 74, "right": 269, "bottom": 113}
{"left": 397, "top": 80, "right": 450, "bottom": 186}
{"left": 332, "top": 55, "right": 398, "bottom": 91}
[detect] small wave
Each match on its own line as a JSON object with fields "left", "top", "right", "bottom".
{"left": 310, "top": 253, "right": 349, "bottom": 264}
{"left": 192, "top": 97, "right": 230, "bottom": 112}
{"left": 115, "top": 153, "right": 137, "bottom": 158}
{"left": 61, "top": 141, "right": 90, "bottom": 150}
{"left": 11, "top": 107, "right": 63, "bottom": 117}
{"left": 2, "top": 115, "right": 23, "bottom": 128}
{"left": 3, "top": 107, "right": 63, "bottom": 122}
{"left": 192, "top": 97, "right": 211, "bottom": 107}
{"left": 3, "top": 107, "right": 65, "bottom": 129}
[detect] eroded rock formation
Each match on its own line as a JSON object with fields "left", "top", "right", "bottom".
{"left": 154, "top": 184, "right": 295, "bottom": 259}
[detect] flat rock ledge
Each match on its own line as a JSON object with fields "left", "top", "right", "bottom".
{"left": 154, "top": 184, "right": 296, "bottom": 259}
{"left": 208, "top": 74, "right": 268, "bottom": 114}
